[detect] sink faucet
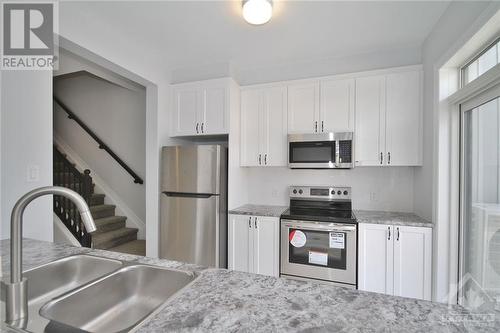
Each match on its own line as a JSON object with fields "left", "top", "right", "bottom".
{"left": 3, "top": 186, "right": 97, "bottom": 325}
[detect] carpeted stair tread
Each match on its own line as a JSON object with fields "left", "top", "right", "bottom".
{"left": 108, "top": 240, "right": 146, "bottom": 256}
{"left": 90, "top": 193, "right": 105, "bottom": 206}
{"left": 94, "top": 215, "right": 126, "bottom": 232}
{"left": 90, "top": 204, "right": 116, "bottom": 219}
{"left": 92, "top": 227, "right": 138, "bottom": 249}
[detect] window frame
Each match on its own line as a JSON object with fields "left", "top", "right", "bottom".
{"left": 460, "top": 36, "right": 500, "bottom": 88}
{"left": 458, "top": 86, "right": 500, "bottom": 307}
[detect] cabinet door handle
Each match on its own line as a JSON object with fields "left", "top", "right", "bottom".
{"left": 396, "top": 227, "right": 400, "bottom": 241}
{"left": 388, "top": 226, "right": 391, "bottom": 241}
{"left": 314, "top": 121, "right": 318, "bottom": 133}
{"left": 248, "top": 217, "right": 252, "bottom": 228}
{"left": 380, "top": 152, "right": 383, "bottom": 165}
{"left": 388, "top": 152, "right": 391, "bottom": 165}
{"left": 264, "top": 154, "right": 267, "bottom": 165}
{"left": 258, "top": 154, "right": 262, "bottom": 165}
{"left": 321, "top": 120, "right": 324, "bottom": 132}
{"left": 254, "top": 217, "right": 258, "bottom": 228}
{"left": 201, "top": 122, "right": 204, "bottom": 133}
{"left": 196, "top": 123, "right": 199, "bottom": 134}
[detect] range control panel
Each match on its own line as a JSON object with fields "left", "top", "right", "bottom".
{"left": 289, "top": 186, "right": 352, "bottom": 200}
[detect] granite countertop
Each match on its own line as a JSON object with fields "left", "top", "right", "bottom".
{"left": 2, "top": 239, "right": 498, "bottom": 332}
{"left": 229, "top": 204, "right": 288, "bottom": 218}
{"left": 355, "top": 210, "right": 433, "bottom": 228}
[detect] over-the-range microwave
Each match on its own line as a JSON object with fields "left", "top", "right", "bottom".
{"left": 288, "top": 132, "right": 354, "bottom": 169}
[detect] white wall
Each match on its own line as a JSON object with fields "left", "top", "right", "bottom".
{"left": 416, "top": 1, "right": 497, "bottom": 221}
{"left": 234, "top": 45, "right": 422, "bottom": 86}
{"left": 419, "top": 0, "right": 500, "bottom": 303}
{"left": 54, "top": 74, "right": 147, "bottom": 223}
{"left": 1, "top": 70, "right": 53, "bottom": 241}
{"left": 241, "top": 167, "right": 414, "bottom": 212}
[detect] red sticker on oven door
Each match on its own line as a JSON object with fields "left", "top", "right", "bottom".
{"left": 289, "top": 230, "right": 306, "bottom": 247}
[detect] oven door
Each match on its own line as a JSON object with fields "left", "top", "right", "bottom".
{"left": 288, "top": 140, "right": 336, "bottom": 168}
{"left": 280, "top": 219, "right": 357, "bottom": 285}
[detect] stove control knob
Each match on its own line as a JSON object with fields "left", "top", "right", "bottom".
{"left": 331, "top": 190, "right": 335, "bottom": 195}
{"left": 337, "top": 190, "right": 342, "bottom": 195}
{"left": 293, "top": 189, "right": 297, "bottom": 194}
{"left": 344, "top": 190, "right": 349, "bottom": 196}
{"left": 298, "top": 189, "right": 303, "bottom": 195}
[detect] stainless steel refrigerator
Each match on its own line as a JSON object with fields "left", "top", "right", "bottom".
{"left": 160, "top": 145, "right": 227, "bottom": 268}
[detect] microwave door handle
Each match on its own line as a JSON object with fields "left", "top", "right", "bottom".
{"left": 335, "top": 141, "right": 340, "bottom": 167}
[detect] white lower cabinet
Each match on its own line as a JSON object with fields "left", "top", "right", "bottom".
{"left": 393, "top": 225, "right": 432, "bottom": 300}
{"left": 358, "top": 223, "right": 394, "bottom": 294}
{"left": 358, "top": 223, "right": 432, "bottom": 300}
{"left": 228, "top": 214, "right": 279, "bottom": 277}
{"left": 228, "top": 214, "right": 252, "bottom": 273}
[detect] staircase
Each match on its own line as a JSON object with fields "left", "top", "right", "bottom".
{"left": 53, "top": 146, "right": 143, "bottom": 254}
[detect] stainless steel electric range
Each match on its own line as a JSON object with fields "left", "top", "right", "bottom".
{"left": 280, "top": 185, "right": 357, "bottom": 288}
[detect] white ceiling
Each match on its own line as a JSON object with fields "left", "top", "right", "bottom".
{"left": 59, "top": 1, "right": 450, "bottom": 83}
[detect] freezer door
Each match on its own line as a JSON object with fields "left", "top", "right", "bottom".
{"left": 162, "top": 145, "right": 221, "bottom": 194}
{"left": 160, "top": 193, "right": 221, "bottom": 267}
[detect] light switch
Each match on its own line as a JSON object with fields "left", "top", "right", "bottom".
{"left": 27, "top": 165, "right": 40, "bottom": 182}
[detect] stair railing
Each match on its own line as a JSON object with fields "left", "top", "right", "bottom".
{"left": 53, "top": 96, "right": 144, "bottom": 184}
{"left": 53, "top": 147, "right": 93, "bottom": 247}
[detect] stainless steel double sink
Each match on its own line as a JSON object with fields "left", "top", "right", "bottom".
{"left": 3, "top": 254, "right": 198, "bottom": 333}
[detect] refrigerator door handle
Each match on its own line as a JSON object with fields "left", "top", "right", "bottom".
{"left": 162, "top": 191, "right": 216, "bottom": 199}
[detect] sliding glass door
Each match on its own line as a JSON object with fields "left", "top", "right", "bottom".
{"left": 460, "top": 89, "right": 500, "bottom": 311}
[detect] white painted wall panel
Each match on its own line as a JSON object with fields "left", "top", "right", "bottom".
{"left": 243, "top": 167, "right": 414, "bottom": 212}
{"left": 1, "top": 70, "right": 53, "bottom": 241}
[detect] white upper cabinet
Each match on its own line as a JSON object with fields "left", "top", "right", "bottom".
{"left": 240, "top": 89, "right": 261, "bottom": 167}
{"left": 173, "top": 88, "right": 201, "bottom": 136}
{"left": 320, "top": 78, "right": 355, "bottom": 132}
{"left": 203, "top": 84, "right": 229, "bottom": 135}
{"left": 355, "top": 68, "right": 423, "bottom": 166}
{"left": 262, "top": 86, "right": 288, "bottom": 166}
{"left": 385, "top": 71, "right": 422, "bottom": 166}
{"left": 172, "top": 78, "right": 233, "bottom": 136}
{"left": 241, "top": 85, "right": 287, "bottom": 167}
{"left": 287, "top": 81, "right": 319, "bottom": 133}
{"left": 355, "top": 75, "right": 385, "bottom": 166}
{"left": 288, "top": 79, "right": 354, "bottom": 134}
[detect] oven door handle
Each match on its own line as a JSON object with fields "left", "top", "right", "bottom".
{"left": 282, "top": 222, "right": 356, "bottom": 232}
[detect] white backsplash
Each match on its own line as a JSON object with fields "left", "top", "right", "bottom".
{"left": 243, "top": 166, "right": 415, "bottom": 212}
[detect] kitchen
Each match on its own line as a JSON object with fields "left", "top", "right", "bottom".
{"left": 1, "top": 1, "right": 500, "bottom": 332}
{"left": 161, "top": 64, "right": 432, "bottom": 297}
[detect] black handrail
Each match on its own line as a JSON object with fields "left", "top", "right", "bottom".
{"left": 53, "top": 96, "right": 144, "bottom": 184}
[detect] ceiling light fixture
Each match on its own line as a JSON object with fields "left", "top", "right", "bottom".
{"left": 242, "top": 0, "right": 273, "bottom": 25}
